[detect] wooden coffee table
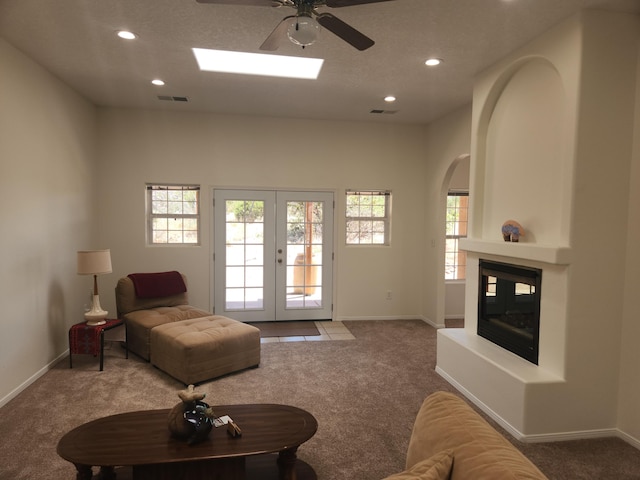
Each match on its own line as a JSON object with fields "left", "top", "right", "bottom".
{"left": 57, "top": 404, "right": 318, "bottom": 480}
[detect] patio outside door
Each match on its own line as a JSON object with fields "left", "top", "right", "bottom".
{"left": 213, "top": 189, "right": 334, "bottom": 322}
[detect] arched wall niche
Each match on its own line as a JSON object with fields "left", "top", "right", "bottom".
{"left": 472, "top": 56, "right": 572, "bottom": 246}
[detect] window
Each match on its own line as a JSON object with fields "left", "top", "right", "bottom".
{"left": 146, "top": 184, "right": 200, "bottom": 245}
{"left": 346, "top": 190, "right": 391, "bottom": 245}
{"left": 445, "top": 192, "right": 468, "bottom": 279}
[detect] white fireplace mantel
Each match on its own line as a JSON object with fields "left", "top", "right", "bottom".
{"left": 441, "top": 237, "right": 572, "bottom": 438}
{"left": 460, "top": 238, "right": 572, "bottom": 265}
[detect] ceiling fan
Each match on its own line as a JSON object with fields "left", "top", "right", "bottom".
{"left": 195, "top": 0, "right": 394, "bottom": 51}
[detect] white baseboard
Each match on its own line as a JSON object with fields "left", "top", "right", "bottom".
{"left": 0, "top": 350, "right": 68, "bottom": 409}
{"left": 334, "top": 315, "right": 450, "bottom": 329}
{"left": 521, "top": 428, "right": 620, "bottom": 443}
{"left": 336, "top": 315, "right": 430, "bottom": 322}
{"left": 616, "top": 429, "right": 640, "bottom": 450}
{"left": 423, "top": 317, "right": 446, "bottom": 329}
{"left": 335, "top": 316, "right": 449, "bottom": 330}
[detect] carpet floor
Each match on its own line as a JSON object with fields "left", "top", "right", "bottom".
{"left": 1, "top": 320, "right": 639, "bottom": 479}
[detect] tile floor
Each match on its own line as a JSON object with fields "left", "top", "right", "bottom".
{"left": 260, "top": 321, "right": 355, "bottom": 343}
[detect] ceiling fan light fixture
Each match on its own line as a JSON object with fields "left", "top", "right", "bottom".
{"left": 287, "top": 15, "right": 320, "bottom": 47}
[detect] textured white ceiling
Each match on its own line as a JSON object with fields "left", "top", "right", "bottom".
{"left": 1, "top": 0, "right": 638, "bottom": 125}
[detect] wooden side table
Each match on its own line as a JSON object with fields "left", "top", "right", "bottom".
{"left": 69, "top": 319, "right": 127, "bottom": 371}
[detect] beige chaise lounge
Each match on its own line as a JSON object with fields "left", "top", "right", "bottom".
{"left": 115, "top": 273, "right": 211, "bottom": 361}
{"left": 115, "top": 272, "right": 260, "bottom": 384}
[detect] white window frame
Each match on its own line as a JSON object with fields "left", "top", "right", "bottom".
{"left": 146, "top": 184, "right": 200, "bottom": 245}
{"left": 445, "top": 190, "right": 468, "bottom": 280}
{"left": 345, "top": 190, "right": 391, "bottom": 246}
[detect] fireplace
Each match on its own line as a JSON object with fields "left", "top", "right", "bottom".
{"left": 478, "top": 260, "right": 542, "bottom": 364}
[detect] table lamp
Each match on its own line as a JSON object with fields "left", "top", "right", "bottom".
{"left": 77, "top": 249, "right": 112, "bottom": 325}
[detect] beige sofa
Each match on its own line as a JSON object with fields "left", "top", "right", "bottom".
{"left": 385, "top": 391, "right": 548, "bottom": 480}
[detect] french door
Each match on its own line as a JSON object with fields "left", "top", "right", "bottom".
{"left": 213, "top": 189, "right": 334, "bottom": 322}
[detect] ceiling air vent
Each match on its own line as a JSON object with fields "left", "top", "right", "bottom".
{"left": 370, "top": 109, "right": 398, "bottom": 115}
{"left": 157, "top": 96, "right": 189, "bottom": 102}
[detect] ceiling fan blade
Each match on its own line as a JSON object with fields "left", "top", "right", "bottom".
{"left": 316, "top": 13, "right": 374, "bottom": 51}
{"left": 325, "top": 0, "right": 393, "bottom": 7}
{"left": 196, "top": 0, "right": 279, "bottom": 5}
{"left": 260, "top": 15, "right": 295, "bottom": 51}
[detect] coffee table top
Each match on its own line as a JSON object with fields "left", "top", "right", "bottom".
{"left": 57, "top": 404, "right": 317, "bottom": 468}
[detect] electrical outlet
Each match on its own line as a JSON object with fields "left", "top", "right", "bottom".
{"left": 386, "top": 290, "right": 392, "bottom": 300}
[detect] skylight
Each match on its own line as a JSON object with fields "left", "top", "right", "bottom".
{"left": 192, "top": 48, "right": 324, "bottom": 80}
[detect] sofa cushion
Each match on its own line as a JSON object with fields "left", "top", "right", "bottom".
{"left": 406, "top": 392, "right": 547, "bottom": 479}
{"left": 384, "top": 450, "right": 453, "bottom": 480}
{"left": 124, "top": 305, "right": 211, "bottom": 361}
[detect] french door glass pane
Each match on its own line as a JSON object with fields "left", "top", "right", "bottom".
{"left": 286, "top": 201, "right": 324, "bottom": 309}
{"left": 225, "top": 200, "right": 265, "bottom": 310}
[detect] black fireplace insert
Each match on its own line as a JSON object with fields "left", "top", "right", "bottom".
{"left": 478, "top": 260, "right": 542, "bottom": 364}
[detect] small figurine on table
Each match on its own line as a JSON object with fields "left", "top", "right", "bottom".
{"left": 167, "top": 384, "right": 216, "bottom": 445}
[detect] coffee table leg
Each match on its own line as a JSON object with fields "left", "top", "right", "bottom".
{"left": 100, "top": 466, "right": 116, "bottom": 479}
{"left": 73, "top": 464, "right": 92, "bottom": 480}
{"left": 277, "top": 447, "right": 299, "bottom": 480}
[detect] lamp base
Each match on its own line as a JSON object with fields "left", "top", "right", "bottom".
{"left": 85, "top": 294, "right": 108, "bottom": 326}
{"left": 85, "top": 318, "right": 107, "bottom": 326}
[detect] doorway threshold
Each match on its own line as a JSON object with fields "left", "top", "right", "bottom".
{"left": 259, "top": 321, "right": 355, "bottom": 343}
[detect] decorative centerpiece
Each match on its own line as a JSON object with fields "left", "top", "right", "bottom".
{"left": 501, "top": 220, "right": 525, "bottom": 242}
{"left": 167, "top": 384, "right": 216, "bottom": 445}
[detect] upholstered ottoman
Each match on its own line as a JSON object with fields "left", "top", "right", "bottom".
{"left": 149, "top": 315, "right": 260, "bottom": 385}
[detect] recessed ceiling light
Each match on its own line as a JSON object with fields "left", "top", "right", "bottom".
{"left": 116, "top": 30, "right": 137, "bottom": 40}
{"left": 384, "top": 96, "right": 396, "bottom": 103}
{"left": 425, "top": 58, "right": 443, "bottom": 67}
{"left": 151, "top": 79, "right": 165, "bottom": 86}
{"left": 192, "top": 48, "right": 324, "bottom": 80}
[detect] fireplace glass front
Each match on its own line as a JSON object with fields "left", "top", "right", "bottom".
{"left": 478, "top": 260, "right": 542, "bottom": 364}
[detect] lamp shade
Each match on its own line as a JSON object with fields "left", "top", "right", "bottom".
{"left": 77, "top": 249, "right": 112, "bottom": 275}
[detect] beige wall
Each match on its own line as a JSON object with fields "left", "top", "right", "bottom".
{"left": 0, "top": 38, "right": 97, "bottom": 405}
{"left": 448, "top": 157, "right": 470, "bottom": 191}
{"left": 617, "top": 36, "right": 640, "bottom": 445}
{"left": 422, "top": 107, "right": 472, "bottom": 327}
{"left": 95, "top": 109, "right": 429, "bottom": 322}
{"left": 560, "top": 10, "right": 638, "bottom": 434}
